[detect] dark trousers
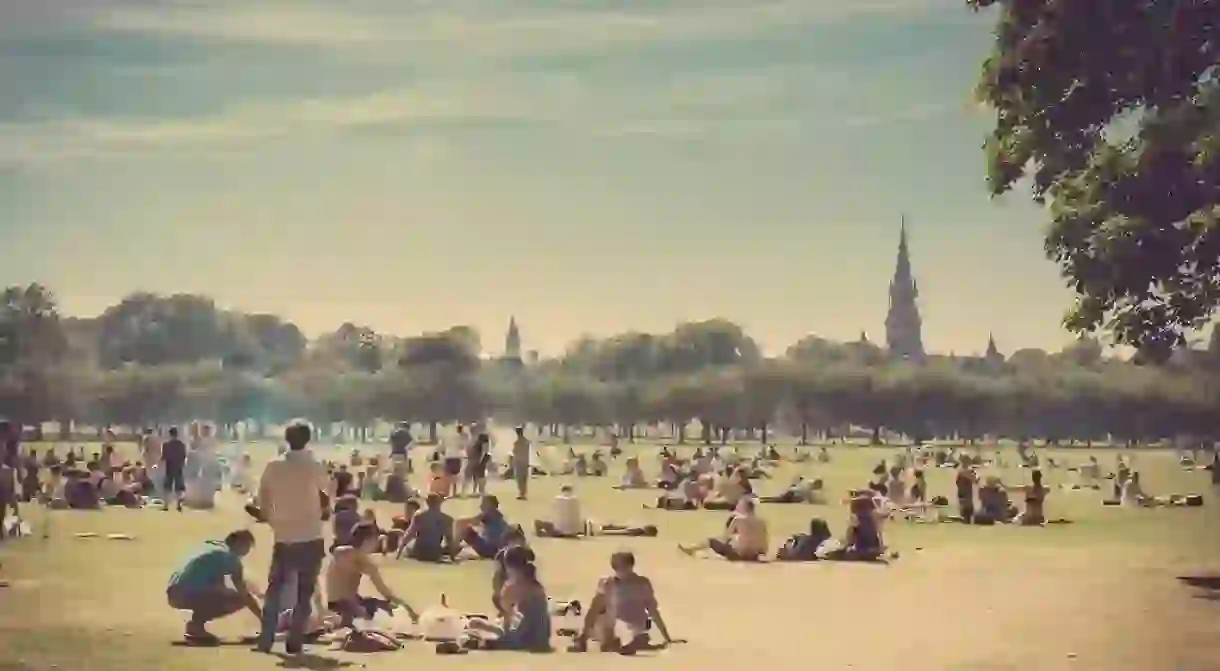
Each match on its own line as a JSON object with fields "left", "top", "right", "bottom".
{"left": 257, "top": 539, "right": 326, "bottom": 651}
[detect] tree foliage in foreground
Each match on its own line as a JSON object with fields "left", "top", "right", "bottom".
{"left": 971, "top": 0, "right": 1220, "bottom": 359}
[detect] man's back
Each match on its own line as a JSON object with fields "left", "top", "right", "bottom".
{"left": 170, "top": 540, "right": 238, "bottom": 590}
{"left": 162, "top": 439, "right": 186, "bottom": 468}
{"left": 259, "top": 452, "right": 325, "bottom": 544}
{"left": 412, "top": 509, "right": 453, "bottom": 550}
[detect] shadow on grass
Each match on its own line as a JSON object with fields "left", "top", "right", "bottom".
{"left": 273, "top": 651, "right": 355, "bottom": 670}
{"left": 1176, "top": 575, "right": 1220, "bottom": 601}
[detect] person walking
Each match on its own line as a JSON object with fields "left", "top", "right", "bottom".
{"left": 255, "top": 422, "right": 330, "bottom": 655}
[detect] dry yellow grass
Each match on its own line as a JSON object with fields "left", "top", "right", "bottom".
{"left": 3, "top": 443, "right": 1220, "bottom": 670}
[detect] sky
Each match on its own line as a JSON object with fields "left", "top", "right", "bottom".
{"left": 0, "top": 0, "right": 1078, "bottom": 357}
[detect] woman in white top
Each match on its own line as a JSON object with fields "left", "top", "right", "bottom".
{"left": 1121, "top": 471, "right": 1151, "bottom": 507}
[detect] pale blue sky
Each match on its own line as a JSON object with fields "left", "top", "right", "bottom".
{"left": 0, "top": 0, "right": 1074, "bottom": 356}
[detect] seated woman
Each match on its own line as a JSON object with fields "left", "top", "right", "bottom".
{"left": 455, "top": 495, "right": 512, "bottom": 559}
{"left": 656, "top": 460, "right": 682, "bottom": 491}
{"left": 464, "top": 546, "right": 552, "bottom": 651}
{"left": 792, "top": 446, "right": 811, "bottom": 464}
{"left": 574, "top": 453, "right": 589, "bottom": 477}
{"left": 679, "top": 497, "right": 769, "bottom": 561}
{"left": 589, "top": 452, "right": 608, "bottom": 477}
{"left": 614, "top": 457, "right": 649, "bottom": 490}
{"left": 702, "top": 467, "right": 749, "bottom": 511}
{"left": 821, "top": 493, "right": 884, "bottom": 561}
{"left": 759, "top": 477, "right": 824, "bottom": 504}
{"left": 817, "top": 447, "right": 831, "bottom": 464}
{"left": 360, "top": 466, "right": 385, "bottom": 501}
{"left": 977, "top": 476, "right": 1016, "bottom": 522}
{"left": 1009, "top": 469, "right": 1049, "bottom": 525}
{"left": 1078, "top": 456, "right": 1102, "bottom": 486}
{"left": 775, "top": 517, "right": 835, "bottom": 561}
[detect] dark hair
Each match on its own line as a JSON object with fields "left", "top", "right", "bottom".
{"left": 482, "top": 494, "right": 499, "bottom": 509}
{"left": 1031, "top": 469, "right": 1043, "bottom": 484}
{"left": 405, "top": 498, "right": 422, "bottom": 511}
{"left": 285, "top": 423, "right": 311, "bottom": 450}
{"left": 425, "top": 493, "right": 444, "bottom": 507}
{"left": 225, "top": 529, "right": 255, "bottom": 547}
{"left": 515, "top": 426, "right": 524, "bottom": 435}
{"left": 504, "top": 524, "right": 526, "bottom": 542}
{"left": 350, "top": 522, "right": 380, "bottom": 549}
{"left": 610, "top": 550, "right": 636, "bottom": 569}
{"left": 168, "top": 427, "right": 179, "bottom": 438}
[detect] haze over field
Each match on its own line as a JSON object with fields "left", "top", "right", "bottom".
{"left": 0, "top": 0, "right": 1071, "bottom": 355}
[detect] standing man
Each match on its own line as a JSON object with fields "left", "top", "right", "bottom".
{"left": 444, "top": 425, "right": 466, "bottom": 498}
{"left": 141, "top": 428, "right": 163, "bottom": 497}
{"left": 161, "top": 427, "right": 187, "bottom": 512}
{"left": 256, "top": 422, "right": 329, "bottom": 655}
{"left": 512, "top": 426, "right": 531, "bottom": 501}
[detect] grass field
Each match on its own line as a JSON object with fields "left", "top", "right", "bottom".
{"left": 3, "top": 441, "right": 1220, "bottom": 670}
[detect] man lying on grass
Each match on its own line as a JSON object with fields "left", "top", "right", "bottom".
{"left": 166, "top": 529, "right": 262, "bottom": 644}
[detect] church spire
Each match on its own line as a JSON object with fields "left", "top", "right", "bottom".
{"left": 505, "top": 316, "right": 521, "bottom": 360}
{"left": 885, "top": 214, "right": 925, "bottom": 360}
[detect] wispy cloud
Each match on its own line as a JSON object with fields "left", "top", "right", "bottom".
{"left": 88, "top": 0, "right": 950, "bottom": 61}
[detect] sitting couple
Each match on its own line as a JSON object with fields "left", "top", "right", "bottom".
{"left": 395, "top": 494, "right": 518, "bottom": 562}
{"left": 776, "top": 492, "right": 886, "bottom": 562}
{"left": 534, "top": 484, "right": 657, "bottom": 539}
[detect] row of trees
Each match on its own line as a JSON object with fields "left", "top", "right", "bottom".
{"left": 4, "top": 284, "right": 1220, "bottom": 446}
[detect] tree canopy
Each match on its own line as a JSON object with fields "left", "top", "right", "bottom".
{"left": 971, "top": 0, "right": 1220, "bottom": 359}
{"left": 3, "top": 284, "right": 1220, "bottom": 448}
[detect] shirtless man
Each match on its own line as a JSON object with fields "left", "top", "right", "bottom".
{"left": 679, "top": 497, "right": 769, "bottom": 561}
{"left": 327, "top": 523, "right": 420, "bottom": 628}
{"left": 569, "top": 551, "right": 675, "bottom": 654}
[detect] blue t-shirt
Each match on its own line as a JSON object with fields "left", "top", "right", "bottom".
{"left": 169, "top": 540, "right": 241, "bottom": 592}
{"left": 480, "top": 509, "right": 510, "bottom": 547}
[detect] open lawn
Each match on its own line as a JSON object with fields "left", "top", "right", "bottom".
{"left": 3, "top": 443, "right": 1220, "bottom": 670}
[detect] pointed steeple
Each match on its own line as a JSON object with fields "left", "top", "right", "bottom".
{"left": 985, "top": 333, "right": 1001, "bottom": 359}
{"left": 505, "top": 316, "right": 521, "bottom": 360}
{"left": 885, "top": 215, "right": 925, "bottom": 360}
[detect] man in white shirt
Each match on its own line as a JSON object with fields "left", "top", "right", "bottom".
{"left": 533, "top": 484, "right": 584, "bottom": 538}
{"left": 255, "top": 422, "right": 329, "bottom": 654}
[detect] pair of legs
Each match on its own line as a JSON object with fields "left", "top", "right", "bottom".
{"left": 162, "top": 468, "right": 185, "bottom": 511}
{"left": 457, "top": 526, "right": 500, "bottom": 559}
{"left": 513, "top": 463, "right": 529, "bottom": 500}
{"left": 257, "top": 539, "right": 326, "bottom": 653}
{"left": 759, "top": 491, "right": 803, "bottom": 504}
{"left": 679, "top": 539, "right": 760, "bottom": 561}
{"left": 167, "top": 584, "right": 247, "bottom": 641}
{"left": 443, "top": 459, "right": 462, "bottom": 497}
{"left": 569, "top": 594, "right": 649, "bottom": 654}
